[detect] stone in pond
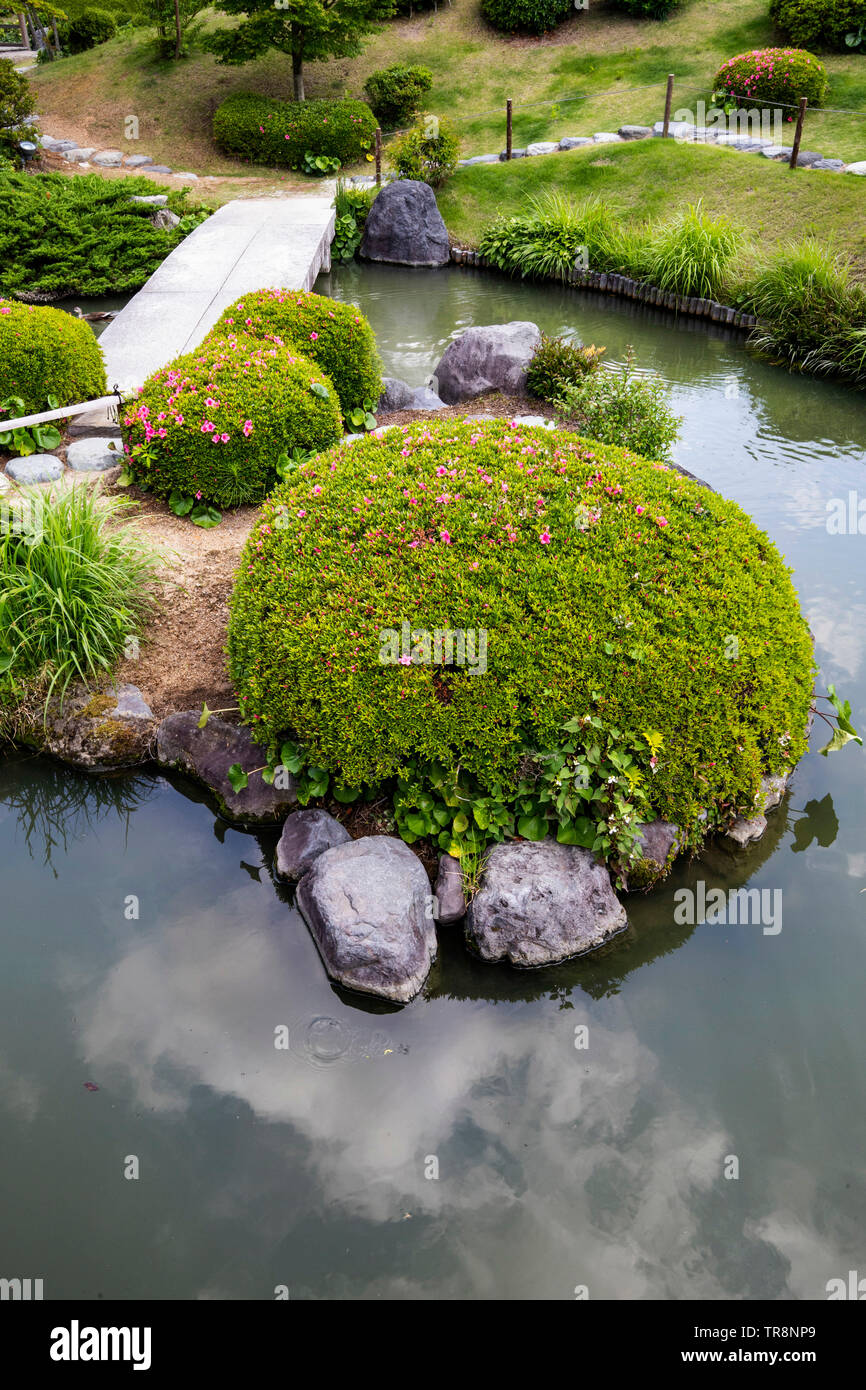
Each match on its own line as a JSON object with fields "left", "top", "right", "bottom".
{"left": 625, "top": 819, "right": 681, "bottom": 891}
{"left": 378, "top": 377, "right": 415, "bottom": 412}
{"left": 411, "top": 385, "right": 445, "bottom": 410}
{"left": 433, "top": 321, "right": 541, "bottom": 404}
{"left": 5, "top": 454, "right": 64, "bottom": 484}
{"left": 156, "top": 711, "right": 297, "bottom": 824}
{"left": 722, "top": 814, "right": 767, "bottom": 848}
{"left": 359, "top": 179, "right": 450, "bottom": 268}
{"left": 435, "top": 853, "right": 466, "bottom": 925}
{"left": 276, "top": 808, "right": 350, "bottom": 881}
{"left": 466, "top": 840, "right": 627, "bottom": 966}
{"left": 38, "top": 684, "right": 156, "bottom": 772}
{"left": 296, "top": 836, "right": 437, "bottom": 1004}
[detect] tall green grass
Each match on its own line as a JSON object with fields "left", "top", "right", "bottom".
{"left": 642, "top": 201, "right": 741, "bottom": 301}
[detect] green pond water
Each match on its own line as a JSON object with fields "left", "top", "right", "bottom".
{"left": 1, "top": 264, "right": 865, "bottom": 1300}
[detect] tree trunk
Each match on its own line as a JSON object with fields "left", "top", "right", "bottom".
{"left": 173, "top": 0, "right": 181, "bottom": 59}
{"left": 291, "top": 26, "right": 304, "bottom": 101}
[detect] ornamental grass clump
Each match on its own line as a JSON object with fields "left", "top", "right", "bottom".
{"left": 642, "top": 201, "right": 741, "bottom": 300}
{"left": 480, "top": 192, "right": 628, "bottom": 279}
{"left": 121, "top": 332, "right": 342, "bottom": 511}
{"left": 207, "top": 289, "right": 382, "bottom": 416}
{"left": 228, "top": 418, "right": 814, "bottom": 853}
{"left": 745, "top": 238, "right": 866, "bottom": 377}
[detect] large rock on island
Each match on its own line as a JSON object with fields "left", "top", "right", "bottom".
{"left": 296, "top": 836, "right": 437, "bottom": 1004}
{"left": 359, "top": 179, "right": 451, "bottom": 268}
{"left": 465, "top": 840, "right": 627, "bottom": 966}
{"left": 275, "top": 808, "right": 350, "bottom": 881}
{"left": 35, "top": 683, "right": 156, "bottom": 772}
{"left": 156, "top": 711, "right": 297, "bottom": 825}
{"left": 433, "top": 322, "right": 542, "bottom": 403}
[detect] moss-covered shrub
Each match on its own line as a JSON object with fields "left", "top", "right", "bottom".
{"left": 769, "top": 0, "right": 866, "bottom": 53}
{"left": 207, "top": 289, "right": 382, "bottom": 414}
{"left": 212, "top": 93, "right": 377, "bottom": 170}
{"left": 713, "top": 48, "right": 828, "bottom": 112}
{"left": 228, "top": 418, "right": 814, "bottom": 843}
{"left": 481, "top": 0, "right": 573, "bottom": 34}
{"left": 364, "top": 64, "right": 433, "bottom": 129}
{"left": 0, "top": 298, "right": 107, "bottom": 412}
{"left": 121, "top": 333, "right": 342, "bottom": 509}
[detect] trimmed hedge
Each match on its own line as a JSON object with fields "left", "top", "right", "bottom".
{"left": 212, "top": 93, "right": 377, "bottom": 170}
{"left": 769, "top": 0, "right": 866, "bottom": 52}
{"left": 0, "top": 299, "right": 107, "bottom": 412}
{"left": 121, "top": 332, "right": 342, "bottom": 509}
{"left": 61, "top": 8, "right": 117, "bottom": 53}
{"left": 364, "top": 65, "right": 433, "bottom": 130}
{"left": 713, "top": 48, "right": 828, "bottom": 111}
{"left": 480, "top": 0, "right": 573, "bottom": 33}
{"left": 207, "top": 289, "right": 383, "bottom": 413}
{"left": 228, "top": 418, "right": 814, "bottom": 839}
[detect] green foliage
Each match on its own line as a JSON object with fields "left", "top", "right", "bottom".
{"left": 745, "top": 238, "right": 866, "bottom": 382}
{"left": 60, "top": 7, "right": 117, "bottom": 52}
{"left": 208, "top": 288, "right": 383, "bottom": 420}
{"left": 302, "top": 150, "right": 341, "bottom": 175}
{"left": 0, "top": 171, "right": 207, "bottom": 297}
{"left": 0, "top": 58, "right": 36, "bottom": 158}
{"left": 332, "top": 179, "right": 376, "bottom": 261}
{"left": 212, "top": 92, "right": 377, "bottom": 169}
{"left": 389, "top": 115, "right": 460, "bottom": 187}
{"left": 769, "top": 0, "right": 866, "bottom": 54}
{"left": 525, "top": 334, "right": 604, "bottom": 400}
{"left": 0, "top": 393, "right": 62, "bottom": 455}
{"left": 0, "top": 488, "right": 160, "bottom": 710}
{"left": 121, "top": 331, "right": 343, "bottom": 510}
{"left": 642, "top": 200, "right": 741, "bottom": 300}
{"left": 480, "top": 0, "right": 573, "bottom": 34}
{"left": 609, "top": 0, "right": 685, "bottom": 15}
{"left": 712, "top": 48, "right": 828, "bottom": 112}
{"left": 0, "top": 298, "right": 106, "bottom": 412}
{"left": 479, "top": 191, "right": 629, "bottom": 278}
{"left": 551, "top": 349, "right": 682, "bottom": 460}
{"left": 364, "top": 63, "right": 432, "bottom": 129}
{"left": 227, "top": 417, "right": 814, "bottom": 855}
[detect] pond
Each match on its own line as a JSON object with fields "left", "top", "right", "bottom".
{"left": 1, "top": 264, "right": 865, "bottom": 1300}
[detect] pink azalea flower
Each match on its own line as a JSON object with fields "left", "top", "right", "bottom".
{"left": 242, "top": 420, "right": 253, "bottom": 437}
{"left": 440, "top": 530, "right": 452, "bottom": 544}
{"left": 539, "top": 531, "right": 552, "bottom": 544}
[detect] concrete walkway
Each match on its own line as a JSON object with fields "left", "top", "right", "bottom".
{"left": 97, "top": 192, "right": 336, "bottom": 395}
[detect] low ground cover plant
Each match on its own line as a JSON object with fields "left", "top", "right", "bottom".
{"left": 212, "top": 93, "right": 377, "bottom": 171}
{"left": 525, "top": 334, "right": 604, "bottom": 399}
{"left": 538, "top": 347, "right": 682, "bottom": 460}
{"left": 332, "top": 179, "right": 377, "bottom": 261}
{"left": 0, "top": 298, "right": 106, "bottom": 411}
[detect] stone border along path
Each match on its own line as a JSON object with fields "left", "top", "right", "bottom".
{"left": 36, "top": 132, "right": 200, "bottom": 181}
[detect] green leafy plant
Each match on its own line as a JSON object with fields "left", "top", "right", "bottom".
{"left": 212, "top": 92, "right": 377, "bottom": 170}
{"left": 526, "top": 335, "right": 605, "bottom": 400}
{"left": 816, "top": 685, "right": 863, "bottom": 755}
{"left": 332, "top": 179, "right": 376, "bottom": 261}
{"left": 302, "top": 150, "right": 341, "bottom": 176}
{"left": 768, "top": 0, "right": 866, "bottom": 53}
{"left": 479, "top": 192, "right": 629, "bottom": 279}
{"left": 0, "top": 395, "right": 62, "bottom": 456}
{"left": 346, "top": 400, "right": 378, "bottom": 431}
{"left": 712, "top": 48, "right": 828, "bottom": 114}
{"left": 364, "top": 64, "right": 433, "bottom": 128}
{"left": 389, "top": 115, "right": 460, "bottom": 187}
{"left": 480, "top": 0, "right": 573, "bottom": 34}
{"left": 550, "top": 347, "right": 682, "bottom": 460}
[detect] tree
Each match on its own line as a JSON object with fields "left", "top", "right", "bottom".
{"left": 205, "top": 0, "right": 395, "bottom": 102}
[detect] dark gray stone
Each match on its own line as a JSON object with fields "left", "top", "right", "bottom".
{"left": 624, "top": 819, "right": 681, "bottom": 891}
{"left": 811, "top": 158, "right": 844, "bottom": 171}
{"left": 465, "top": 840, "right": 627, "bottom": 966}
{"left": 499, "top": 149, "right": 526, "bottom": 160}
{"left": 435, "top": 853, "right": 466, "bottom": 925}
{"left": 5, "top": 453, "right": 64, "bottom": 484}
{"left": 296, "top": 836, "right": 437, "bottom": 1003}
{"left": 123, "top": 153, "right": 153, "bottom": 167}
{"left": 411, "top": 385, "right": 445, "bottom": 410}
{"left": 276, "top": 809, "right": 350, "bottom": 881}
{"left": 618, "top": 125, "right": 653, "bottom": 140}
{"left": 794, "top": 150, "right": 823, "bottom": 167}
{"left": 148, "top": 165, "right": 173, "bottom": 174}
{"left": 359, "top": 179, "right": 450, "bottom": 268}
{"left": 38, "top": 684, "right": 155, "bottom": 772}
{"left": 433, "top": 321, "right": 542, "bottom": 404}
{"left": 156, "top": 711, "right": 297, "bottom": 824}
{"left": 378, "top": 377, "right": 415, "bottom": 412}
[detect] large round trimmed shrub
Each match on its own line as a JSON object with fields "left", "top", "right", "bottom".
{"left": 121, "top": 333, "right": 342, "bottom": 509}
{"left": 61, "top": 8, "right": 117, "bottom": 54}
{"left": 713, "top": 48, "right": 828, "bottom": 111}
{"left": 610, "top": 0, "right": 685, "bottom": 16}
{"left": 481, "top": 0, "right": 573, "bottom": 33}
{"left": 769, "top": 0, "right": 866, "bottom": 53}
{"left": 212, "top": 93, "right": 377, "bottom": 170}
{"left": 0, "top": 299, "right": 106, "bottom": 412}
{"left": 364, "top": 65, "right": 433, "bottom": 130}
{"left": 228, "top": 419, "right": 814, "bottom": 837}
{"left": 208, "top": 289, "right": 383, "bottom": 413}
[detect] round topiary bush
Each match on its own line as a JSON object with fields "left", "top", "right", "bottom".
{"left": 228, "top": 418, "right": 814, "bottom": 848}
{"left": 0, "top": 298, "right": 107, "bottom": 412}
{"left": 364, "top": 64, "right": 433, "bottom": 130}
{"left": 207, "top": 289, "right": 383, "bottom": 415}
{"left": 61, "top": 7, "right": 117, "bottom": 55}
{"left": 769, "top": 0, "right": 866, "bottom": 53}
{"left": 481, "top": 0, "right": 573, "bottom": 34}
{"left": 121, "top": 333, "right": 343, "bottom": 510}
{"left": 713, "top": 48, "right": 828, "bottom": 112}
{"left": 212, "top": 93, "right": 378, "bottom": 171}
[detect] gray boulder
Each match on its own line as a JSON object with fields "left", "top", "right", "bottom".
{"left": 37, "top": 684, "right": 155, "bottom": 772}
{"left": 435, "top": 853, "right": 466, "bottom": 925}
{"left": 722, "top": 814, "right": 767, "bottom": 848}
{"left": 276, "top": 808, "right": 350, "bottom": 881}
{"left": 150, "top": 208, "right": 180, "bottom": 231}
{"left": 812, "top": 158, "right": 844, "bottom": 171}
{"left": 757, "top": 773, "right": 789, "bottom": 812}
{"left": 625, "top": 819, "right": 681, "bottom": 891}
{"left": 618, "top": 125, "right": 653, "bottom": 140}
{"left": 123, "top": 154, "right": 153, "bottom": 167}
{"left": 296, "top": 836, "right": 437, "bottom": 1004}
{"left": 526, "top": 141, "right": 559, "bottom": 157}
{"left": 91, "top": 149, "right": 123, "bottom": 166}
{"left": 498, "top": 148, "right": 527, "bottom": 160}
{"left": 466, "top": 840, "right": 627, "bottom": 966}
{"left": 378, "top": 377, "right": 415, "bottom": 412}
{"left": 66, "top": 437, "right": 123, "bottom": 472}
{"left": 433, "top": 321, "right": 542, "bottom": 404}
{"left": 411, "top": 385, "right": 446, "bottom": 410}
{"left": 156, "top": 711, "right": 297, "bottom": 824}
{"left": 360, "top": 179, "right": 450, "bottom": 268}
{"left": 558, "top": 136, "right": 592, "bottom": 150}
{"left": 131, "top": 194, "right": 168, "bottom": 206}
{"left": 5, "top": 454, "right": 64, "bottom": 484}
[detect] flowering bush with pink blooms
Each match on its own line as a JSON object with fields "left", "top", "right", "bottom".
{"left": 208, "top": 289, "right": 382, "bottom": 417}
{"left": 712, "top": 48, "right": 828, "bottom": 114}
{"left": 212, "top": 94, "right": 377, "bottom": 171}
{"left": 121, "top": 332, "right": 342, "bottom": 510}
{"left": 228, "top": 418, "right": 813, "bottom": 844}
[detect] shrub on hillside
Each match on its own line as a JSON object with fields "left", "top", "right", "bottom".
{"left": 480, "top": 0, "right": 573, "bottom": 34}
{"left": 526, "top": 334, "right": 605, "bottom": 399}
{"left": 389, "top": 115, "right": 460, "bottom": 186}
{"left": 60, "top": 8, "right": 117, "bottom": 53}
{"left": 213, "top": 93, "right": 377, "bottom": 170}
{"left": 227, "top": 418, "right": 814, "bottom": 856}
{"left": 768, "top": 0, "right": 866, "bottom": 53}
{"left": 0, "top": 299, "right": 106, "bottom": 412}
{"left": 712, "top": 48, "right": 828, "bottom": 112}
{"left": 609, "top": 0, "right": 685, "bottom": 16}
{"left": 121, "top": 333, "right": 343, "bottom": 510}
{"left": 207, "top": 289, "right": 383, "bottom": 416}
{"left": 364, "top": 65, "right": 433, "bottom": 129}
{"left": 0, "top": 58, "right": 37, "bottom": 158}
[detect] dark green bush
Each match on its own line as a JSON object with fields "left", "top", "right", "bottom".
{"left": 227, "top": 417, "right": 814, "bottom": 846}
{"left": 213, "top": 93, "right": 377, "bottom": 170}
{"left": 712, "top": 48, "right": 828, "bottom": 111}
{"left": 207, "top": 288, "right": 382, "bottom": 415}
{"left": 0, "top": 298, "right": 106, "bottom": 411}
{"left": 769, "top": 0, "right": 866, "bottom": 53}
{"left": 526, "top": 334, "right": 605, "bottom": 400}
{"left": 389, "top": 115, "right": 460, "bottom": 186}
{"left": 61, "top": 7, "right": 117, "bottom": 53}
{"left": 609, "top": 0, "right": 685, "bottom": 16}
{"left": 121, "top": 332, "right": 343, "bottom": 509}
{"left": 481, "top": 0, "right": 573, "bottom": 34}
{"left": 364, "top": 64, "right": 433, "bottom": 129}
{"left": 0, "top": 58, "right": 37, "bottom": 158}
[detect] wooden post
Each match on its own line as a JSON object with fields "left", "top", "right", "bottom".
{"left": 662, "top": 74, "right": 674, "bottom": 138}
{"left": 173, "top": 0, "right": 181, "bottom": 59}
{"left": 506, "top": 98, "right": 512, "bottom": 160}
{"left": 18, "top": 11, "right": 29, "bottom": 48}
{"left": 375, "top": 127, "right": 382, "bottom": 187}
{"left": 789, "top": 97, "right": 807, "bottom": 169}
{"left": 51, "top": 16, "right": 60, "bottom": 52}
